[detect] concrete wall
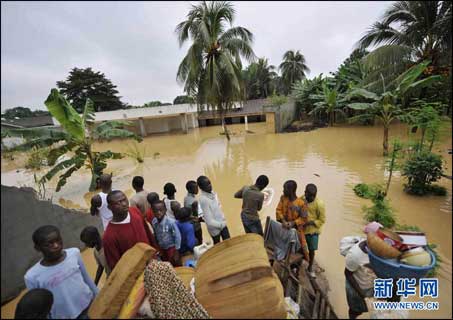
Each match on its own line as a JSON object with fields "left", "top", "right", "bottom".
{"left": 1, "top": 185, "right": 102, "bottom": 304}
{"left": 276, "top": 100, "right": 296, "bottom": 133}
{"left": 264, "top": 100, "right": 296, "bottom": 133}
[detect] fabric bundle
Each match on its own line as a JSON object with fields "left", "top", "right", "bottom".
{"left": 144, "top": 259, "right": 210, "bottom": 319}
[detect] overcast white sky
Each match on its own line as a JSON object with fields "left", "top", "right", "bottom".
{"left": 1, "top": 1, "right": 392, "bottom": 111}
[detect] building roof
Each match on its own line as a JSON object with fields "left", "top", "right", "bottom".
{"left": 1, "top": 115, "right": 54, "bottom": 128}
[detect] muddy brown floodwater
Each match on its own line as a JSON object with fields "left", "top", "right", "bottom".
{"left": 1, "top": 122, "right": 452, "bottom": 319}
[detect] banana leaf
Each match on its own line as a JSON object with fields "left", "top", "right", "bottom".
{"left": 47, "top": 141, "right": 78, "bottom": 166}
{"left": 347, "top": 102, "right": 373, "bottom": 110}
{"left": 55, "top": 154, "right": 86, "bottom": 191}
{"left": 345, "top": 88, "right": 379, "bottom": 101}
{"left": 44, "top": 89, "right": 84, "bottom": 142}
{"left": 42, "top": 151, "right": 87, "bottom": 183}
{"left": 395, "top": 60, "right": 430, "bottom": 94}
{"left": 7, "top": 136, "right": 66, "bottom": 152}
{"left": 82, "top": 98, "right": 95, "bottom": 127}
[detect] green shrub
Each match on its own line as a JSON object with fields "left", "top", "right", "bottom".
{"left": 427, "top": 184, "right": 447, "bottom": 196}
{"left": 402, "top": 151, "right": 443, "bottom": 195}
{"left": 363, "top": 197, "right": 396, "bottom": 228}
{"left": 353, "top": 183, "right": 384, "bottom": 199}
{"left": 25, "top": 147, "right": 50, "bottom": 170}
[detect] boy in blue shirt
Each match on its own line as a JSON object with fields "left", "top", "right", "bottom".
{"left": 151, "top": 200, "right": 182, "bottom": 266}
{"left": 175, "top": 207, "right": 197, "bottom": 255}
{"left": 24, "top": 225, "right": 99, "bottom": 319}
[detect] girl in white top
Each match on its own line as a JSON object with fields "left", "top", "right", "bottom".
{"left": 163, "top": 182, "right": 178, "bottom": 220}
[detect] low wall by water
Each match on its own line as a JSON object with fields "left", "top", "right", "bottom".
{"left": 0, "top": 185, "right": 102, "bottom": 304}
{"left": 264, "top": 100, "right": 297, "bottom": 133}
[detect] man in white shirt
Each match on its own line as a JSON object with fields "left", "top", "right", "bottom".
{"left": 90, "top": 174, "right": 114, "bottom": 231}
{"left": 344, "top": 240, "right": 376, "bottom": 319}
{"left": 197, "top": 175, "right": 230, "bottom": 244}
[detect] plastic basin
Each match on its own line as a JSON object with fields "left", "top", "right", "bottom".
{"left": 367, "top": 247, "right": 435, "bottom": 280}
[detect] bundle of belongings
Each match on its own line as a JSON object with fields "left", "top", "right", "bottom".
{"left": 88, "top": 234, "right": 287, "bottom": 319}
{"left": 88, "top": 243, "right": 209, "bottom": 319}
{"left": 264, "top": 219, "right": 301, "bottom": 261}
{"left": 351, "top": 221, "right": 435, "bottom": 280}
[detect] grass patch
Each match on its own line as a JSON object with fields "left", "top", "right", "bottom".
{"left": 125, "top": 143, "right": 146, "bottom": 163}
{"left": 353, "top": 183, "right": 384, "bottom": 199}
{"left": 25, "top": 146, "right": 49, "bottom": 170}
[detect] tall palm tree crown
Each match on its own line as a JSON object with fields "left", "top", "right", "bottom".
{"left": 279, "top": 50, "right": 310, "bottom": 95}
{"left": 357, "top": 1, "right": 452, "bottom": 87}
{"left": 175, "top": 1, "right": 256, "bottom": 111}
{"left": 243, "top": 58, "right": 277, "bottom": 99}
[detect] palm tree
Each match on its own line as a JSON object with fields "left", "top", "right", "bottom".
{"left": 4, "top": 89, "right": 141, "bottom": 191}
{"left": 357, "top": 1, "right": 452, "bottom": 91}
{"left": 309, "top": 79, "right": 346, "bottom": 126}
{"left": 175, "top": 1, "right": 256, "bottom": 140}
{"left": 346, "top": 61, "right": 441, "bottom": 155}
{"left": 291, "top": 74, "right": 324, "bottom": 119}
{"left": 243, "top": 58, "right": 277, "bottom": 99}
{"left": 279, "top": 50, "right": 310, "bottom": 95}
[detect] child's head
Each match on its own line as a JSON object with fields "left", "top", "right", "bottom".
{"left": 15, "top": 288, "right": 54, "bottom": 319}
{"left": 255, "top": 175, "right": 269, "bottom": 190}
{"left": 80, "top": 226, "right": 101, "bottom": 248}
{"left": 99, "top": 173, "right": 112, "bottom": 191}
{"left": 304, "top": 183, "right": 317, "bottom": 203}
{"left": 32, "top": 225, "right": 63, "bottom": 261}
{"left": 147, "top": 192, "right": 160, "bottom": 206}
{"left": 197, "top": 175, "right": 212, "bottom": 193}
{"left": 175, "top": 207, "right": 192, "bottom": 222}
{"left": 163, "top": 182, "right": 176, "bottom": 197}
{"left": 185, "top": 180, "right": 198, "bottom": 194}
{"left": 132, "top": 176, "right": 145, "bottom": 192}
{"left": 170, "top": 200, "right": 181, "bottom": 214}
{"left": 152, "top": 200, "right": 166, "bottom": 221}
{"left": 90, "top": 194, "right": 102, "bottom": 216}
{"left": 283, "top": 180, "right": 297, "bottom": 197}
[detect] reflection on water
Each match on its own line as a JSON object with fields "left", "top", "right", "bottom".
{"left": 1, "top": 122, "right": 451, "bottom": 318}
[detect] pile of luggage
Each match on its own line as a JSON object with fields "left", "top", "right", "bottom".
{"left": 366, "top": 225, "right": 435, "bottom": 279}
{"left": 87, "top": 234, "right": 287, "bottom": 319}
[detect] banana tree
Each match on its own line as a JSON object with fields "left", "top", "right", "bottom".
{"left": 309, "top": 80, "right": 346, "bottom": 126}
{"left": 4, "top": 89, "right": 141, "bottom": 191}
{"left": 346, "top": 61, "right": 441, "bottom": 156}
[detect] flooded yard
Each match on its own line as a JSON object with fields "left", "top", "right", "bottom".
{"left": 1, "top": 122, "right": 451, "bottom": 318}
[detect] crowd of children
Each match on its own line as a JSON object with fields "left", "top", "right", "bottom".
{"left": 18, "top": 173, "right": 325, "bottom": 319}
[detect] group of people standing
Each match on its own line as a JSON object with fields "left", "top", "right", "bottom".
{"left": 235, "top": 176, "right": 325, "bottom": 278}
{"left": 18, "top": 172, "right": 325, "bottom": 319}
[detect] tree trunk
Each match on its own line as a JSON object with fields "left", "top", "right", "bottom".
{"left": 221, "top": 115, "right": 231, "bottom": 141}
{"left": 383, "top": 126, "right": 389, "bottom": 156}
{"left": 385, "top": 146, "right": 397, "bottom": 196}
{"left": 329, "top": 111, "right": 334, "bottom": 127}
{"left": 420, "top": 128, "right": 426, "bottom": 151}
{"left": 86, "top": 145, "right": 98, "bottom": 191}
